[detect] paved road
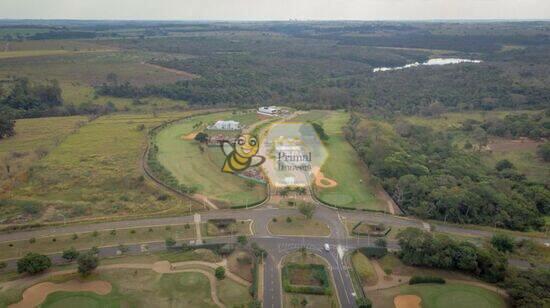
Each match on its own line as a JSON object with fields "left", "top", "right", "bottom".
{"left": 1, "top": 204, "right": 548, "bottom": 308}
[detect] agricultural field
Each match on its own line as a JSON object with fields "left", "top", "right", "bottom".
{"left": 310, "top": 111, "right": 388, "bottom": 211}
{"left": 153, "top": 111, "right": 267, "bottom": 207}
{"left": 2, "top": 112, "right": 204, "bottom": 225}
{"left": 369, "top": 283, "right": 509, "bottom": 308}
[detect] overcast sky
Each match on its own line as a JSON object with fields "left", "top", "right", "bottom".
{"left": 1, "top": 0, "right": 549, "bottom": 20}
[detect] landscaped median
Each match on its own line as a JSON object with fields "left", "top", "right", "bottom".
{"left": 0, "top": 224, "right": 196, "bottom": 261}
{"left": 267, "top": 215, "right": 330, "bottom": 237}
{"left": 281, "top": 251, "right": 338, "bottom": 308}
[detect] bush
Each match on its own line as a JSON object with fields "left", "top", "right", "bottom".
{"left": 62, "top": 247, "right": 80, "bottom": 261}
{"left": 409, "top": 276, "right": 446, "bottom": 285}
{"left": 358, "top": 247, "right": 388, "bottom": 259}
{"left": 237, "top": 235, "right": 248, "bottom": 246}
{"left": 491, "top": 233, "right": 515, "bottom": 253}
{"left": 215, "top": 266, "right": 226, "bottom": 280}
{"left": 17, "top": 253, "right": 51, "bottom": 274}
{"left": 0, "top": 261, "right": 6, "bottom": 270}
{"left": 77, "top": 251, "right": 99, "bottom": 276}
{"left": 356, "top": 297, "right": 373, "bottom": 308}
{"left": 165, "top": 237, "right": 176, "bottom": 248}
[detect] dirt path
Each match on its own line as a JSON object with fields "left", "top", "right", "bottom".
{"left": 9, "top": 280, "right": 112, "bottom": 308}
{"left": 394, "top": 294, "right": 421, "bottom": 308}
{"left": 141, "top": 62, "right": 198, "bottom": 79}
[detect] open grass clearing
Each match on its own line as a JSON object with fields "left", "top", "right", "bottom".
{"left": 377, "top": 254, "right": 479, "bottom": 281}
{"left": 369, "top": 282, "right": 509, "bottom": 308}
{"left": 0, "top": 115, "right": 87, "bottom": 198}
{"left": 268, "top": 215, "right": 330, "bottom": 236}
{"left": 154, "top": 111, "right": 267, "bottom": 207}
{"left": 9, "top": 112, "right": 204, "bottom": 224}
{"left": 217, "top": 276, "right": 253, "bottom": 307}
{"left": 312, "top": 111, "right": 387, "bottom": 211}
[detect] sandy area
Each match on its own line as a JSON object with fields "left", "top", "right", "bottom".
{"left": 312, "top": 167, "right": 338, "bottom": 188}
{"left": 9, "top": 280, "right": 112, "bottom": 308}
{"left": 394, "top": 295, "right": 422, "bottom": 308}
{"left": 182, "top": 131, "right": 198, "bottom": 140}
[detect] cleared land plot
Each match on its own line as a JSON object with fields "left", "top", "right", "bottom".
{"left": 0, "top": 224, "right": 196, "bottom": 261}
{"left": 227, "top": 250, "right": 255, "bottom": 282}
{"left": 154, "top": 112, "right": 266, "bottom": 207}
{"left": 10, "top": 112, "right": 203, "bottom": 223}
{"left": 369, "top": 283, "right": 509, "bottom": 308}
{"left": 268, "top": 215, "right": 330, "bottom": 236}
{"left": 313, "top": 111, "right": 386, "bottom": 211}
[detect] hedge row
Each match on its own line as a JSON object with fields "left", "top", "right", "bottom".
{"left": 409, "top": 276, "right": 446, "bottom": 285}
{"left": 282, "top": 263, "right": 331, "bottom": 295}
{"left": 358, "top": 247, "right": 388, "bottom": 259}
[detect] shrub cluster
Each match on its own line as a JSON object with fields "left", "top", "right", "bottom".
{"left": 357, "top": 247, "right": 388, "bottom": 259}
{"left": 282, "top": 263, "right": 331, "bottom": 295}
{"left": 409, "top": 276, "right": 446, "bottom": 285}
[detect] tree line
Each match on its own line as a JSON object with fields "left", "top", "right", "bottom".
{"left": 346, "top": 114, "right": 549, "bottom": 231}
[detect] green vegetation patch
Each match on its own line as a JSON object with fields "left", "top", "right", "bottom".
{"left": 268, "top": 215, "right": 330, "bottom": 236}
{"left": 40, "top": 291, "right": 121, "bottom": 308}
{"left": 313, "top": 111, "right": 386, "bottom": 211}
{"left": 396, "top": 283, "right": 507, "bottom": 308}
{"left": 282, "top": 263, "right": 331, "bottom": 295}
{"left": 153, "top": 111, "right": 266, "bottom": 207}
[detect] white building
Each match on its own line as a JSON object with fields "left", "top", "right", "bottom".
{"left": 258, "top": 106, "right": 281, "bottom": 116}
{"left": 208, "top": 120, "right": 241, "bottom": 130}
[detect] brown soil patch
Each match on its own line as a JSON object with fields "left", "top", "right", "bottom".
{"left": 394, "top": 295, "right": 421, "bottom": 308}
{"left": 9, "top": 280, "right": 112, "bottom": 308}
{"left": 488, "top": 138, "right": 543, "bottom": 152}
{"left": 312, "top": 167, "right": 338, "bottom": 188}
{"left": 142, "top": 62, "right": 198, "bottom": 79}
{"left": 289, "top": 268, "right": 323, "bottom": 286}
{"left": 182, "top": 131, "right": 198, "bottom": 140}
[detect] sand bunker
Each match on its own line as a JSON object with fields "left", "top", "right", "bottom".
{"left": 313, "top": 167, "right": 338, "bottom": 188}
{"left": 10, "top": 280, "right": 112, "bottom": 308}
{"left": 394, "top": 294, "right": 422, "bottom": 308}
{"left": 182, "top": 132, "right": 198, "bottom": 140}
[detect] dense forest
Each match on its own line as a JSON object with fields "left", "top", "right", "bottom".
{"left": 346, "top": 114, "right": 549, "bottom": 231}
{"left": 91, "top": 22, "right": 550, "bottom": 114}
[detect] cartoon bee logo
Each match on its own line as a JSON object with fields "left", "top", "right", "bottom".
{"left": 221, "top": 134, "right": 265, "bottom": 173}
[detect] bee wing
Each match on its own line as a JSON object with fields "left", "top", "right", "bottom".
{"left": 250, "top": 155, "right": 266, "bottom": 167}
{"left": 221, "top": 141, "right": 234, "bottom": 156}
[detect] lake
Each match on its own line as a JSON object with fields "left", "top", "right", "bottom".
{"left": 373, "top": 58, "right": 482, "bottom": 73}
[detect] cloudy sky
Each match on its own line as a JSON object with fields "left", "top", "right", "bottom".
{"left": 1, "top": 0, "right": 549, "bottom": 20}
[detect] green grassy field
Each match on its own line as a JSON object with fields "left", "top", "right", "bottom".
{"left": 268, "top": 215, "right": 330, "bottom": 236}
{"left": 6, "top": 112, "right": 203, "bottom": 224}
{"left": 370, "top": 283, "right": 509, "bottom": 308}
{"left": 40, "top": 291, "right": 121, "bottom": 308}
{"left": 351, "top": 251, "right": 377, "bottom": 286}
{"left": 154, "top": 111, "right": 267, "bottom": 207}
{"left": 312, "top": 111, "right": 386, "bottom": 211}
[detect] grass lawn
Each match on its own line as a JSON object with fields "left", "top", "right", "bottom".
{"left": 9, "top": 112, "right": 203, "bottom": 223}
{"left": 313, "top": 111, "right": 387, "bottom": 211}
{"left": 268, "top": 215, "right": 330, "bottom": 236}
{"left": 154, "top": 111, "right": 267, "bottom": 207}
{"left": 217, "top": 277, "right": 253, "bottom": 307}
{"left": 351, "top": 251, "right": 378, "bottom": 286}
{"left": 370, "top": 283, "right": 509, "bottom": 308}
{"left": 40, "top": 291, "right": 121, "bottom": 308}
